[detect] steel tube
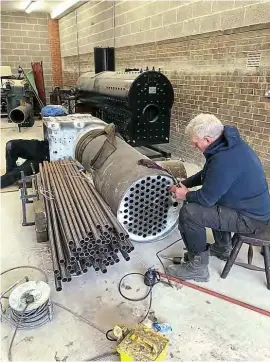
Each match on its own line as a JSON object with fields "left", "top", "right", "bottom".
{"left": 52, "top": 162, "right": 85, "bottom": 243}
{"left": 40, "top": 164, "right": 60, "bottom": 276}
{"left": 73, "top": 261, "right": 83, "bottom": 275}
{"left": 54, "top": 161, "right": 89, "bottom": 239}
{"left": 54, "top": 204, "right": 75, "bottom": 263}
{"left": 43, "top": 161, "right": 74, "bottom": 246}
{"left": 59, "top": 160, "right": 91, "bottom": 234}
{"left": 66, "top": 269, "right": 72, "bottom": 282}
{"left": 46, "top": 161, "right": 81, "bottom": 250}
{"left": 120, "top": 249, "right": 130, "bottom": 261}
{"left": 80, "top": 260, "right": 88, "bottom": 273}
{"left": 78, "top": 182, "right": 112, "bottom": 230}
{"left": 112, "top": 253, "right": 120, "bottom": 263}
{"left": 54, "top": 276, "right": 62, "bottom": 292}
{"left": 60, "top": 263, "right": 68, "bottom": 282}
{"left": 76, "top": 134, "right": 157, "bottom": 212}
{"left": 60, "top": 160, "right": 101, "bottom": 239}
{"left": 83, "top": 179, "right": 128, "bottom": 238}
{"left": 74, "top": 128, "right": 184, "bottom": 243}
{"left": 67, "top": 163, "right": 107, "bottom": 230}
{"left": 40, "top": 156, "right": 135, "bottom": 287}
{"left": 91, "top": 259, "right": 100, "bottom": 271}
{"left": 63, "top": 162, "right": 102, "bottom": 241}
{"left": 9, "top": 103, "right": 32, "bottom": 124}
{"left": 98, "top": 261, "right": 107, "bottom": 273}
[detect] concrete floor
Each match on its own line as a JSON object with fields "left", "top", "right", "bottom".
{"left": 1, "top": 119, "right": 270, "bottom": 361}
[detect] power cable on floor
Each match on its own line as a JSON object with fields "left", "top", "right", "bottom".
{"left": 1, "top": 239, "right": 183, "bottom": 361}
{"left": 0, "top": 266, "right": 108, "bottom": 362}
{"left": 115, "top": 238, "right": 182, "bottom": 327}
{"left": 117, "top": 272, "right": 154, "bottom": 323}
{"left": 8, "top": 304, "right": 28, "bottom": 362}
{"left": 155, "top": 238, "right": 182, "bottom": 286}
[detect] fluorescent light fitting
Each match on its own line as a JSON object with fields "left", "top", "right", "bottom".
{"left": 25, "top": 0, "right": 39, "bottom": 13}
{"left": 24, "top": 0, "right": 32, "bottom": 9}
{"left": 51, "top": 0, "right": 82, "bottom": 19}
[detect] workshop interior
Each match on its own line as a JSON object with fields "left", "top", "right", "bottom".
{"left": 1, "top": 1, "right": 270, "bottom": 361}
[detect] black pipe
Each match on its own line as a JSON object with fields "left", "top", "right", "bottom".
{"left": 98, "top": 261, "right": 107, "bottom": 274}
{"left": 40, "top": 164, "right": 61, "bottom": 275}
{"left": 44, "top": 161, "right": 78, "bottom": 248}
{"left": 48, "top": 161, "right": 82, "bottom": 249}
{"left": 52, "top": 162, "right": 85, "bottom": 243}
{"left": 66, "top": 269, "right": 72, "bottom": 282}
{"left": 60, "top": 263, "right": 68, "bottom": 282}
{"left": 54, "top": 276, "right": 62, "bottom": 292}
{"left": 112, "top": 253, "right": 120, "bottom": 263}
{"left": 44, "top": 166, "right": 65, "bottom": 268}
{"left": 73, "top": 261, "right": 83, "bottom": 275}
{"left": 79, "top": 260, "right": 88, "bottom": 273}
{"left": 55, "top": 205, "right": 76, "bottom": 264}
{"left": 120, "top": 249, "right": 130, "bottom": 261}
{"left": 59, "top": 160, "right": 91, "bottom": 235}
{"left": 64, "top": 162, "right": 102, "bottom": 230}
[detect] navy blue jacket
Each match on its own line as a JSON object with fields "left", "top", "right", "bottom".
{"left": 183, "top": 126, "right": 270, "bottom": 221}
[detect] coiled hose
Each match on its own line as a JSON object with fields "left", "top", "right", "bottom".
{"left": 6, "top": 300, "right": 53, "bottom": 329}
{"left": 0, "top": 265, "right": 108, "bottom": 361}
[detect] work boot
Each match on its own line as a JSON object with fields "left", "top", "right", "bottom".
{"left": 166, "top": 250, "right": 210, "bottom": 282}
{"left": 210, "top": 243, "right": 232, "bottom": 261}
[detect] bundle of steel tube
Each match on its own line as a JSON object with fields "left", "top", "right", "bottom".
{"left": 39, "top": 158, "right": 134, "bottom": 292}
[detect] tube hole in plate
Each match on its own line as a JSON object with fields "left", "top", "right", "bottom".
{"left": 117, "top": 175, "right": 180, "bottom": 243}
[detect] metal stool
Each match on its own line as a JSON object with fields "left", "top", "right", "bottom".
{"left": 221, "top": 231, "right": 270, "bottom": 290}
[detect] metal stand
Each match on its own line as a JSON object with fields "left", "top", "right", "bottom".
{"left": 20, "top": 165, "right": 39, "bottom": 226}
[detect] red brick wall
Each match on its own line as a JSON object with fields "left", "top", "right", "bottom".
{"left": 62, "top": 53, "right": 94, "bottom": 88}
{"left": 62, "top": 25, "right": 270, "bottom": 177}
{"left": 48, "top": 19, "right": 63, "bottom": 88}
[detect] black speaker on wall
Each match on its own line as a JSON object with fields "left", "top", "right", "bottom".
{"left": 94, "top": 47, "right": 115, "bottom": 74}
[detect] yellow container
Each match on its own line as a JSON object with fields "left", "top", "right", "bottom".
{"left": 116, "top": 324, "right": 169, "bottom": 361}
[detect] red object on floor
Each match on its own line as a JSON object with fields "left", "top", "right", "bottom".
{"left": 159, "top": 272, "right": 270, "bottom": 317}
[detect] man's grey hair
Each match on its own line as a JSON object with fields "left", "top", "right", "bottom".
{"left": 186, "top": 113, "right": 224, "bottom": 139}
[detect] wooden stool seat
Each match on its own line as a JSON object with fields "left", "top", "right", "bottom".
{"left": 221, "top": 230, "right": 270, "bottom": 290}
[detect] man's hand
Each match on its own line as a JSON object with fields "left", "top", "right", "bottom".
{"left": 169, "top": 183, "right": 189, "bottom": 200}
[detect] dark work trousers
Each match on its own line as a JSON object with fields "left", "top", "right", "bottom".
{"left": 179, "top": 202, "right": 269, "bottom": 254}
{"left": 5, "top": 139, "right": 48, "bottom": 172}
{"left": 1, "top": 139, "right": 49, "bottom": 188}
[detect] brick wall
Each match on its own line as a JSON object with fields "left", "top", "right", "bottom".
{"left": 59, "top": 0, "right": 269, "bottom": 56}
{"left": 1, "top": 12, "right": 52, "bottom": 99}
{"left": 48, "top": 19, "right": 63, "bottom": 87}
{"left": 114, "top": 26, "right": 270, "bottom": 175}
{"left": 61, "top": 24, "right": 270, "bottom": 177}
{"left": 62, "top": 53, "right": 94, "bottom": 88}
{"left": 59, "top": 1, "right": 114, "bottom": 57}
{"left": 59, "top": 1, "right": 270, "bottom": 178}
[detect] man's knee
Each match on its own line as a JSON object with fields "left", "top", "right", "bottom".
{"left": 6, "top": 139, "right": 23, "bottom": 153}
{"left": 6, "top": 140, "right": 14, "bottom": 153}
{"left": 179, "top": 203, "right": 199, "bottom": 224}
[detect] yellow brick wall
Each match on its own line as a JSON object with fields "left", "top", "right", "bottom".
{"left": 59, "top": 0, "right": 270, "bottom": 57}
